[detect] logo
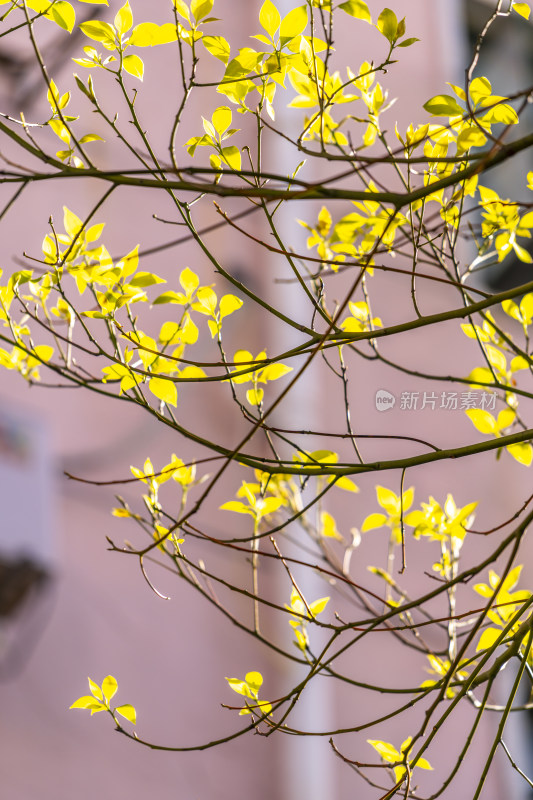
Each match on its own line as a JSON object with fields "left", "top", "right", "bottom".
{"left": 375, "top": 389, "right": 396, "bottom": 411}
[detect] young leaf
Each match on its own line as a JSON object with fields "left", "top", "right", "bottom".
{"left": 424, "top": 94, "right": 464, "bottom": 117}
{"left": 259, "top": 0, "right": 281, "bottom": 37}
{"left": 115, "top": 1, "right": 133, "bottom": 35}
{"left": 102, "top": 675, "right": 118, "bottom": 703}
{"left": 115, "top": 704, "right": 137, "bottom": 724}
{"left": 123, "top": 54, "right": 144, "bottom": 80}
{"left": 70, "top": 696, "right": 107, "bottom": 712}
{"left": 149, "top": 377, "right": 177, "bottom": 407}
{"left": 512, "top": 2, "right": 531, "bottom": 19}
{"left": 465, "top": 409, "right": 496, "bottom": 435}
{"left": 202, "top": 35, "right": 231, "bottom": 63}
{"left": 221, "top": 145, "right": 241, "bottom": 170}
{"left": 88, "top": 677, "right": 103, "bottom": 700}
{"left": 173, "top": 0, "right": 191, "bottom": 21}
{"left": 376, "top": 8, "right": 398, "bottom": 42}
{"left": 506, "top": 442, "right": 533, "bottom": 466}
{"left": 279, "top": 5, "right": 308, "bottom": 42}
{"left": 339, "top": 0, "right": 371, "bottom": 23}
{"left": 51, "top": 1, "right": 76, "bottom": 33}
{"left": 191, "top": 0, "right": 214, "bottom": 22}
{"left": 219, "top": 294, "right": 243, "bottom": 318}
{"left": 129, "top": 22, "right": 178, "bottom": 46}
{"left": 79, "top": 20, "right": 116, "bottom": 47}
{"left": 212, "top": 106, "right": 232, "bottom": 136}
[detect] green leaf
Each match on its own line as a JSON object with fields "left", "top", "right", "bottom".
{"left": 202, "top": 35, "right": 230, "bottom": 63}
{"left": 149, "top": 377, "right": 177, "bottom": 407}
{"left": 115, "top": 0, "right": 133, "bottom": 35}
{"left": 279, "top": 5, "right": 308, "bottom": 42}
{"left": 339, "top": 0, "right": 371, "bottom": 23}
{"left": 397, "top": 37, "right": 419, "bottom": 47}
{"left": 51, "top": 1, "right": 75, "bottom": 33}
{"left": 260, "top": 0, "right": 281, "bottom": 36}
{"left": 376, "top": 8, "right": 398, "bottom": 42}
{"left": 115, "top": 704, "right": 137, "bottom": 724}
{"left": 423, "top": 94, "right": 464, "bottom": 117}
{"left": 123, "top": 54, "right": 144, "bottom": 80}
{"left": 102, "top": 675, "right": 118, "bottom": 702}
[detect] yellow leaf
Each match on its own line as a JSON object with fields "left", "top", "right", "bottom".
{"left": 212, "top": 106, "right": 232, "bottom": 136}
{"left": 114, "top": 0, "right": 133, "bottom": 35}
{"left": 259, "top": 363, "right": 292, "bottom": 382}
{"left": 102, "top": 675, "right": 118, "bottom": 703}
{"left": 219, "top": 293, "right": 243, "bottom": 318}
{"left": 506, "top": 442, "right": 533, "bottom": 466}
{"left": 149, "top": 377, "right": 177, "bottom": 406}
{"left": 367, "top": 739, "right": 400, "bottom": 764}
{"left": 246, "top": 387, "right": 264, "bottom": 406}
{"left": 512, "top": 3, "right": 531, "bottom": 20}
{"left": 476, "top": 627, "right": 502, "bottom": 652}
{"left": 129, "top": 22, "right": 178, "bottom": 46}
{"left": 51, "top": 1, "right": 76, "bottom": 33}
{"left": 279, "top": 5, "right": 308, "bottom": 41}
{"left": 321, "top": 510, "right": 342, "bottom": 539}
{"left": 115, "top": 704, "right": 137, "bottom": 724}
{"left": 63, "top": 206, "right": 83, "bottom": 238}
{"left": 259, "top": 0, "right": 281, "bottom": 37}
{"left": 123, "top": 53, "right": 144, "bottom": 80}
{"left": 465, "top": 409, "right": 496, "bottom": 435}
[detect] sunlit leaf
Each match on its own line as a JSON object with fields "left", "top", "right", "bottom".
{"left": 339, "top": 0, "right": 371, "bottom": 23}
{"left": 149, "top": 377, "right": 177, "bottom": 407}
{"left": 123, "top": 54, "right": 144, "bottom": 80}
{"left": 115, "top": 704, "right": 137, "bottom": 724}
{"left": 102, "top": 675, "right": 118, "bottom": 703}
